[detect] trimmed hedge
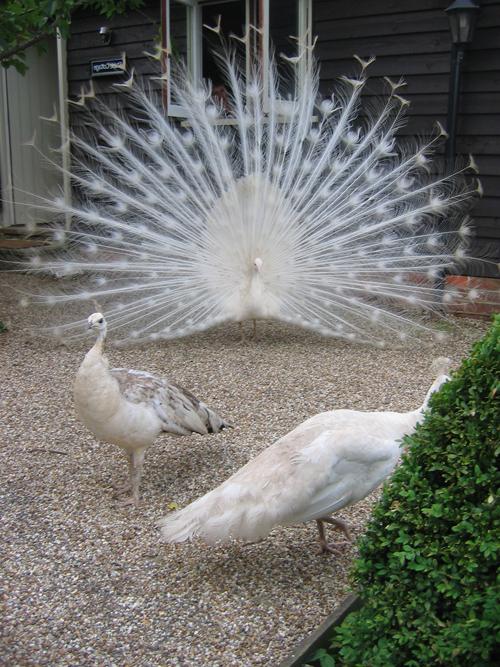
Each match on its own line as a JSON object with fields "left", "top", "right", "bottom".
{"left": 320, "top": 315, "right": 499, "bottom": 666}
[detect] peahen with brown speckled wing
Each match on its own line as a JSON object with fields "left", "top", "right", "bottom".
{"left": 74, "top": 313, "right": 231, "bottom": 505}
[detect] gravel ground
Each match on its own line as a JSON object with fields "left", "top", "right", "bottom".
{"left": 0, "top": 273, "right": 490, "bottom": 666}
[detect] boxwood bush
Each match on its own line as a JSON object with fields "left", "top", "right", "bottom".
{"left": 319, "top": 315, "right": 499, "bottom": 666}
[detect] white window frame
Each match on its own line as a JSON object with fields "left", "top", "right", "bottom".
{"left": 165, "top": 0, "right": 201, "bottom": 117}
{"left": 164, "top": 0, "right": 312, "bottom": 117}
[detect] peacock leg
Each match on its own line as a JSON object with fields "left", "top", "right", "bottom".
{"left": 241, "top": 537, "right": 265, "bottom": 547}
{"left": 316, "top": 519, "right": 345, "bottom": 555}
{"left": 239, "top": 322, "right": 246, "bottom": 343}
{"left": 321, "top": 516, "right": 353, "bottom": 542}
{"left": 250, "top": 319, "right": 257, "bottom": 339}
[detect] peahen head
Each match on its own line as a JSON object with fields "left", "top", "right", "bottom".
{"left": 87, "top": 312, "right": 107, "bottom": 339}
{"left": 420, "top": 357, "right": 452, "bottom": 413}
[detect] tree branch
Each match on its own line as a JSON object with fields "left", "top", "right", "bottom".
{"left": 0, "top": 0, "right": 86, "bottom": 65}
{"left": 0, "top": 1, "right": 143, "bottom": 69}
{"left": 0, "top": 30, "right": 53, "bottom": 64}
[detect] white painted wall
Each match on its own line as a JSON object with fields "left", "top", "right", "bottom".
{"left": 0, "top": 38, "right": 65, "bottom": 230}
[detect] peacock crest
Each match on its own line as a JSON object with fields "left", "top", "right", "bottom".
{"left": 20, "top": 42, "right": 483, "bottom": 345}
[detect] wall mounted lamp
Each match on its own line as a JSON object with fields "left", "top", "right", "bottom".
{"left": 444, "top": 0, "right": 480, "bottom": 171}
{"left": 99, "top": 26, "right": 113, "bottom": 46}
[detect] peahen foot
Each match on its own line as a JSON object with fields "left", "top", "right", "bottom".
{"left": 116, "top": 494, "right": 141, "bottom": 508}
{"left": 316, "top": 518, "right": 352, "bottom": 556}
{"left": 321, "top": 516, "right": 353, "bottom": 542}
{"left": 112, "top": 480, "right": 132, "bottom": 497}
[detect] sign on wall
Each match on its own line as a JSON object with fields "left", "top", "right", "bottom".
{"left": 90, "top": 55, "right": 127, "bottom": 77}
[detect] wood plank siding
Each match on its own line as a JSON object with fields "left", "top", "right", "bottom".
{"left": 313, "top": 0, "right": 500, "bottom": 278}
{"left": 66, "top": 1, "right": 499, "bottom": 278}
{"left": 67, "top": 1, "right": 161, "bottom": 125}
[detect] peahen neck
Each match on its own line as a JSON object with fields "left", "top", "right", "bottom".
{"left": 410, "top": 373, "right": 449, "bottom": 425}
{"left": 86, "top": 327, "right": 107, "bottom": 364}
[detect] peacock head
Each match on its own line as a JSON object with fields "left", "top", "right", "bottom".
{"left": 253, "top": 257, "right": 263, "bottom": 273}
{"left": 87, "top": 312, "right": 107, "bottom": 336}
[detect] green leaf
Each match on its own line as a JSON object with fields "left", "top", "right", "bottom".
{"left": 311, "top": 648, "right": 336, "bottom": 667}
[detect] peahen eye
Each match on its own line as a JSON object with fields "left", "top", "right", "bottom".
{"left": 98, "top": 318, "right": 103, "bottom": 323}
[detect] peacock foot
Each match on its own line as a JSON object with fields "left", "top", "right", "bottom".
{"left": 241, "top": 538, "right": 265, "bottom": 547}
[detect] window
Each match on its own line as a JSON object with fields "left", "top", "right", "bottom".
{"left": 164, "top": 0, "right": 312, "bottom": 116}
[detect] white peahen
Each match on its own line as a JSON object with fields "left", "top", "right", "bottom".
{"left": 74, "top": 312, "right": 231, "bottom": 505}
{"left": 24, "top": 41, "right": 483, "bottom": 345}
{"left": 158, "top": 358, "right": 451, "bottom": 553}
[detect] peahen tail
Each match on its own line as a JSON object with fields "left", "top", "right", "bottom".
{"left": 158, "top": 482, "right": 276, "bottom": 545}
{"left": 16, "top": 43, "right": 487, "bottom": 345}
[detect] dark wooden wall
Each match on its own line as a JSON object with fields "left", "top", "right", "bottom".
{"left": 66, "top": 1, "right": 161, "bottom": 126}
{"left": 313, "top": 0, "right": 500, "bottom": 277}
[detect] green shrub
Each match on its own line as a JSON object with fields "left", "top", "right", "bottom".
{"left": 324, "top": 315, "right": 499, "bottom": 666}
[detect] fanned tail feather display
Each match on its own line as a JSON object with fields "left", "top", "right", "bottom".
{"left": 18, "top": 43, "right": 485, "bottom": 345}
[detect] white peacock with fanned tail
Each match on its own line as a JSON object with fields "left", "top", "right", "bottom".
{"left": 22, "top": 38, "right": 483, "bottom": 345}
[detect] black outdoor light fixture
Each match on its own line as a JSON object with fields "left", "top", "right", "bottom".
{"left": 99, "top": 26, "right": 113, "bottom": 45}
{"left": 444, "top": 0, "right": 480, "bottom": 171}
{"left": 445, "top": 0, "right": 480, "bottom": 44}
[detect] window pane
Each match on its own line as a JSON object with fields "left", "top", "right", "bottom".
{"left": 170, "top": 2, "right": 189, "bottom": 67}
{"left": 270, "top": 0, "right": 298, "bottom": 61}
{"left": 201, "top": 0, "right": 246, "bottom": 87}
{"left": 169, "top": 1, "right": 189, "bottom": 108}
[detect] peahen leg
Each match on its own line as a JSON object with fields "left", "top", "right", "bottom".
{"left": 117, "top": 449, "right": 146, "bottom": 507}
{"left": 130, "top": 449, "right": 146, "bottom": 506}
{"left": 316, "top": 517, "right": 352, "bottom": 555}
{"left": 321, "top": 516, "right": 353, "bottom": 542}
{"left": 113, "top": 451, "right": 133, "bottom": 496}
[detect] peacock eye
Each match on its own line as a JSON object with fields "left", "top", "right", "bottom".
{"left": 98, "top": 318, "right": 103, "bottom": 323}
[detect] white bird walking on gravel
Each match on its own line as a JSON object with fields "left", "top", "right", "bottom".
{"left": 74, "top": 312, "right": 231, "bottom": 505}
{"left": 158, "top": 358, "right": 451, "bottom": 553}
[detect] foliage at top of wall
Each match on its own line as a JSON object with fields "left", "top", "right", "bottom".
{"left": 0, "top": 0, "right": 144, "bottom": 73}
{"left": 320, "top": 314, "right": 499, "bottom": 666}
